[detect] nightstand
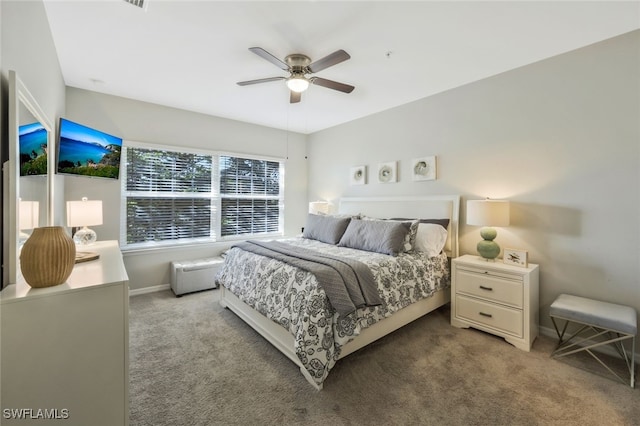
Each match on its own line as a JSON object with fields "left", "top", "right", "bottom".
{"left": 451, "top": 254, "right": 539, "bottom": 351}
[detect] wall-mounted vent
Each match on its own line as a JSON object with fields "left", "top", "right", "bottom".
{"left": 123, "top": 0, "right": 147, "bottom": 10}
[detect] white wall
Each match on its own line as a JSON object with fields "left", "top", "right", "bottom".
{"left": 307, "top": 30, "right": 640, "bottom": 330}
{"left": 1, "top": 0, "right": 66, "bottom": 286}
{"left": 0, "top": 1, "right": 65, "bottom": 124}
{"left": 65, "top": 88, "right": 308, "bottom": 290}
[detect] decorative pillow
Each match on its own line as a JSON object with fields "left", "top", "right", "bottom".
{"left": 361, "top": 216, "right": 417, "bottom": 253}
{"left": 414, "top": 223, "right": 448, "bottom": 257}
{"left": 302, "top": 214, "right": 351, "bottom": 244}
{"left": 387, "top": 219, "right": 418, "bottom": 252}
{"left": 338, "top": 219, "right": 410, "bottom": 256}
{"left": 390, "top": 218, "right": 450, "bottom": 230}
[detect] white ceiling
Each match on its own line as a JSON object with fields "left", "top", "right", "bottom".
{"left": 42, "top": 1, "right": 639, "bottom": 134}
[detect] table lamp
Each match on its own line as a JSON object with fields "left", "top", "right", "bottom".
{"left": 19, "top": 200, "right": 39, "bottom": 244}
{"left": 309, "top": 201, "right": 330, "bottom": 215}
{"left": 66, "top": 197, "right": 103, "bottom": 245}
{"left": 467, "top": 199, "right": 510, "bottom": 260}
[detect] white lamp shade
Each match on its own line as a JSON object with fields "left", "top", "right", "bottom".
{"left": 19, "top": 200, "right": 40, "bottom": 230}
{"left": 66, "top": 199, "right": 103, "bottom": 227}
{"left": 309, "top": 201, "right": 330, "bottom": 215}
{"left": 467, "top": 199, "right": 510, "bottom": 227}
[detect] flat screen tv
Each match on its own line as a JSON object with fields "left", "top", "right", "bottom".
{"left": 19, "top": 122, "right": 48, "bottom": 176}
{"left": 57, "top": 118, "right": 122, "bottom": 179}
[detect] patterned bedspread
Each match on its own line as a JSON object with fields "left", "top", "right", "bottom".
{"left": 215, "top": 237, "right": 450, "bottom": 386}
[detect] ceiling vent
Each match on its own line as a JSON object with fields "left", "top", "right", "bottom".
{"left": 123, "top": 0, "right": 147, "bottom": 10}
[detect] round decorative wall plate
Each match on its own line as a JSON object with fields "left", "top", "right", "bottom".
{"left": 350, "top": 165, "right": 366, "bottom": 185}
{"left": 411, "top": 156, "right": 436, "bottom": 181}
{"left": 378, "top": 165, "right": 392, "bottom": 182}
{"left": 414, "top": 161, "right": 429, "bottom": 176}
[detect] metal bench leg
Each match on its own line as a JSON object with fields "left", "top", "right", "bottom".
{"left": 631, "top": 336, "right": 636, "bottom": 388}
{"left": 550, "top": 316, "right": 636, "bottom": 388}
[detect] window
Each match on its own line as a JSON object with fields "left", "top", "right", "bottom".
{"left": 121, "top": 143, "right": 283, "bottom": 249}
{"left": 219, "top": 156, "right": 282, "bottom": 237}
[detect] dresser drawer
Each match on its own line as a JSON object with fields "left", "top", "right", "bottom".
{"left": 455, "top": 295, "right": 523, "bottom": 337}
{"left": 455, "top": 268, "right": 523, "bottom": 308}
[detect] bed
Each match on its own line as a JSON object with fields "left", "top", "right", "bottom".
{"left": 217, "top": 195, "right": 460, "bottom": 389}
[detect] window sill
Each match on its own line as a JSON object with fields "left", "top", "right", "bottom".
{"left": 120, "top": 233, "right": 284, "bottom": 256}
{"left": 121, "top": 239, "right": 222, "bottom": 256}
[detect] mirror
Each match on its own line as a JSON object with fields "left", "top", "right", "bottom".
{"left": 4, "top": 70, "right": 54, "bottom": 285}
{"left": 19, "top": 100, "right": 48, "bottom": 238}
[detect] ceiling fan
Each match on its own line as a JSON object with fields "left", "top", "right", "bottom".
{"left": 237, "top": 47, "right": 355, "bottom": 103}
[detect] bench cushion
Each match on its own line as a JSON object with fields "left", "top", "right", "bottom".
{"left": 550, "top": 294, "right": 637, "bottom": 335}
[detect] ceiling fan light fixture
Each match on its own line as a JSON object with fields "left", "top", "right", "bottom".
{"left": 286, "top": 76, "right": 310, "bottom": 93}
{"left": 239, "top": 47, "right": 354, "bottom": 103}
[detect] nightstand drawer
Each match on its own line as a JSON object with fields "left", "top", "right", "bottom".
{"left": 455, "top": 295, "right": 523, "bottom": 337}
{"left": 455, "top": 268, "right": 523, "bottom": 308}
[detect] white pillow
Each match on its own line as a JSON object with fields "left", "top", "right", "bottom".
{"left": 414, "top": 223, "right": 448, "bottom": 257}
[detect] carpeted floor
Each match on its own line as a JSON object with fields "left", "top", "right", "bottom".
{"left": 129, "top": 289, "right": 639, "bottom": 426}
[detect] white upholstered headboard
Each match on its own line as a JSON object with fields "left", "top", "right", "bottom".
{"left": 338, "top": 195, "right": 460, "bottom": 258}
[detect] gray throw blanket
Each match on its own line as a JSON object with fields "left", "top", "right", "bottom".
{"left": 232, "top": 240, "right": 382, "bottom": 316}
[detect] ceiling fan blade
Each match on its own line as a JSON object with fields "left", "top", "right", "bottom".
{"left": 312, "top": 77, "right": 355, "bottom": 94}
{"left": 290, "top": 91, "right": 301, "bottom": 104}
{"left": 248, "top": 47, "right": 289, "bottom": 71}
{"left": 308, "top": 50, "right": 351, "bottom": 73}
{"left": 237, "top": 76, "right": 286, "bottom": 86}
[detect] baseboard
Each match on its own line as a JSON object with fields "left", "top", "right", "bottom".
{"left": 129, "top": 284, "right": 170, "bottom": 297}
{"left": 540, "top": 325, "right": 638, "bottom": 363}
{"left": 539, "top": 325, "right": 560, "bottom": 341}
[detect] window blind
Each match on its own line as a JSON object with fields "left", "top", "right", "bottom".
{"left": 124, "top": 147, "right": 216, "bottom": 245}
{"left": 219, "top": 156, "right": 282, "bottom": 237}
{"left": 126, "top": 148, "right": 212, "bottom": 193}
{"left": 121, "top": 145, "right": 283, "bottom": 248}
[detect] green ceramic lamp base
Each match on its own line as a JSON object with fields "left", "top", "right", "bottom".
{"left": 477, "top": 226, "right": 500, "bottom": 260}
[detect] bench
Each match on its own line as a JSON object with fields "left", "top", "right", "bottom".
{"left": 550, "top": 294, "right": 636, "bottom": 387}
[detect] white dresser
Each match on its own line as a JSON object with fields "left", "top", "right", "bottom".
{"left": 1, "top": 241, "right": 129, "bottom": 425}
{"left": 451, "top": 254, "right": 539, "bottom": 351}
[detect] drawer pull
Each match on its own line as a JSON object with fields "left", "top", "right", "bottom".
{"left": 479, "top": 285, "right": 493, "bottom": 291}
{"left": 479, "top": 312, "right": 493, "bottom": 318}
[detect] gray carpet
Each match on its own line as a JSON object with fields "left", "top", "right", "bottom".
{"left": 129, "top": 289, "right": 639, "bottom": 426}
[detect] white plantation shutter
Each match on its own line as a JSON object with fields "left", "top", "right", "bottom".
{"left": 121, "top": 144, "right": 283, "bottom": 248}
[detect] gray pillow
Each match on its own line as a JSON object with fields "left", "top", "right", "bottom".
{"left": 338, "top": 219, "right": 410, "bottom": 256}
{"left": 302, "top": 214, "right": 351, "bottom": 244}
